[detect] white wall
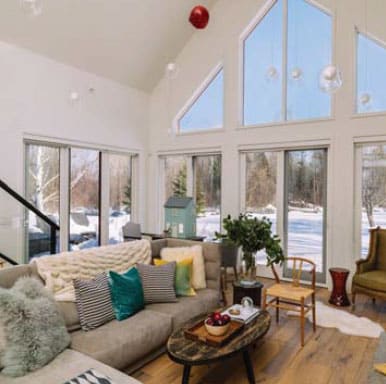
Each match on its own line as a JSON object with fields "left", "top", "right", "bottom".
{"left": 0, "top": 41, "right": 149, "bottom": 262}
{"left": 147, "top": 0, "right": 386, "bottom": 287}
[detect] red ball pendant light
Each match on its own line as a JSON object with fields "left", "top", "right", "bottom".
{"left": 189, "top": 5, "right": 210, "bottom": 29}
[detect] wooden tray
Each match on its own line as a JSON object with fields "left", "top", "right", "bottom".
{"left": 184, "top": 320, "right": 244, "bottom": 347}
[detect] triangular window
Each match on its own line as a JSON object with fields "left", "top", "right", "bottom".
{"left": 357, "top": 33, "right": 386, "bottom": 113}
{"left": 178, "top": 68, "right": 224, "bottom": 133}
{"left": 243, "top": 0, "right": 332, "bottom": 125}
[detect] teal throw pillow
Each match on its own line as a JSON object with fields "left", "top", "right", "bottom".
{"left": 108, "top": 268, "right": 144, "bottom": 321}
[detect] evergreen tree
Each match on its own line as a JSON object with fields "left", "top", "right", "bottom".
{"left": 172, "top": 165, "right": 187, "bottom": 197}
{"left": 122, "top": 181, "right": 131, "bottom": 213}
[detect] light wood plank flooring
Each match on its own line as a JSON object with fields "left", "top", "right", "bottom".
{"left": 132, "top": 277, "right": 385, "bottom": 384}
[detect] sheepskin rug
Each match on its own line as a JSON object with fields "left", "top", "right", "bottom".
{"left": 288, "top": 300, "right": 384, "bottom": 338}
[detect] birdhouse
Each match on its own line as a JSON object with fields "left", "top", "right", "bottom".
{"left": 164, "top": 196, "right": 196, "bottom": 239}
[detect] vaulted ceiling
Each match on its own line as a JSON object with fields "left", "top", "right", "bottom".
{"left": 0, "top": 0, "right": 217, "bottom": 92}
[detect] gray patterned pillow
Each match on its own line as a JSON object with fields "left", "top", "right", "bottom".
{"left": 73, "top": 272, "right": 115, "bottom": 331}
{"left": 0, "top": 277, "right": 70, "bottom": 377}
{"left": 65, "top": 368, "right": 115, "bottom": 384}
{"left": 137, "top": 262, "right": 177, "bottom": 304}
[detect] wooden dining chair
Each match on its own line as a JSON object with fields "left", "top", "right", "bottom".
{"left": 263, "top": 257, "right": 316, "bottom": 347}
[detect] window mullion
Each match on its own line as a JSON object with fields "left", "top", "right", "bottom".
{"left": 281, "top": 0, "right": 288, "bottom": 121}
{"left": 100, "top": 152, "right": 110, "bottom": 246}
{"left": 59, "top": 147, "right": 69, "bottom": 252}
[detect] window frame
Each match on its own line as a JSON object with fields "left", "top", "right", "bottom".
{"left": 24, "top": 137, "right": 139, "bottom": 256}
{"left": 239, "top": 141, "right": 331, "bottom": 285}
{"left": 240, "top": 0, "right": 334, "bottom": 128}
{"left": 158, "top": 151, "right": 222, "bottom": 239}
{"left": 354, "top": 27, "right": 386, "bottom": 118}
{"left": 175, "top": 63, "right": 225, "bottom": 135}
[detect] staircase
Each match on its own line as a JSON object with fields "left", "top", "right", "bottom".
{"left": 0, "top": 179, "right": 60, "bottom": 265}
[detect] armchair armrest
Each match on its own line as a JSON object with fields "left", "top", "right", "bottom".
{"left": 355, "top": 258, "right": 375, "bottom": 274}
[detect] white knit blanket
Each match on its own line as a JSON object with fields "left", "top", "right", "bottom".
{"left": 33, "top": 240, "right": 151, "bottom": 302}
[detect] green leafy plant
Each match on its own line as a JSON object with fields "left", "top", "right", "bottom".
{"left": 215, "top": 214, "right": 284, "bottom": 272}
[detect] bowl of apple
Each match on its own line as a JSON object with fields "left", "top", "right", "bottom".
{"left": 204, "top": 312, "right": 231, "bottom": 336}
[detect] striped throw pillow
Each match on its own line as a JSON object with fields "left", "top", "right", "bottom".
{"left": 73, "top": 272, "right": 115, "bottom": 331}
{"left": 64, "top": 369, "right": 115, "bottom": 384}
{"left": 137, "top": 262, "right": 177, "bottom": 304}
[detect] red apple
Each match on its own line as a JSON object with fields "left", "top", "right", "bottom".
{"left": 206, "top": 318, "right": 214, "bottom": 326}
{"left": 212, "top": 312, "right": 222, "bottom": 322}
{"left": 222, "top": 314, "right": 230, "bottom": 324}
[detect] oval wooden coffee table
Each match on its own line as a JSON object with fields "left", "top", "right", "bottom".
{"left": 167, "top": 310, "right": 271, "bottom": 384}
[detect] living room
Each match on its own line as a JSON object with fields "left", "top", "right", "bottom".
{"left": 0, "top": 0, "right": 385, "bottom": 383}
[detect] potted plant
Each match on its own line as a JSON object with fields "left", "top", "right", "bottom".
{"left": 215, "top": 213, "right": 284, "bottom": 281}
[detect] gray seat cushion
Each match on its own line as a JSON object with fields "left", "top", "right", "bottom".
{"left": 0, "top": 349, "right": 141, "bottom": 384}
{"left": 70, "top": 309, "right": 172, "bottom": 370}
{"left": 147, "top": 288, "right": 220, "bottom": 329}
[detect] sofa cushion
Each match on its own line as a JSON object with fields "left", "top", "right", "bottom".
{"left": 57, "top": 301, "right": 81, "bottom": 331}
{"left": 0, "top": 349, "right": 141, "bottom": 384}
{"left": 137, "top": 262, "right": 177, "bottom": 304}
{"left": 108, "top": 268, "right": 144, "bottom": 321}
{"left": 70, "top": 309, "right": 172, "bottom": 370}
{"left": 74, "top": 273, "right": 115, "bottom": 330}
{"left": 161, "top": 245, "right": 206, "bottom": 289}
{"left": 147, "top": 288, "right": 220, "bottom": 329}
{"left": 353, "top": 270, "right": 386, "bottom": 292}
{"left": 0, "top": 277, "right": 70, "bottom": 377}
{"left": 154, "top": 258, "right": 196, "bottom": 297}
{"left": 0, "top": 265, "right": 32, "bottom": 289}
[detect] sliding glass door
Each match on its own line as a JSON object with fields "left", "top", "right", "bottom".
{"left": 241, "top": 147, "right": 328, "bottom": 283}
{"left": 69, "top": 148, "right": 100, "bottom": 250}
{"left": 284, "top": 149, "right": 327, "bottom": 282}
{"left": 109, "top": 153, "right": 133, "bottom": 243}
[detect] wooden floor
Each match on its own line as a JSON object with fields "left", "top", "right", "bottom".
{"left": 132, "top": 277, "right": 386, "bottom": 384}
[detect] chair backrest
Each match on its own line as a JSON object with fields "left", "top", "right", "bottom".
{"left": 122, "top": 222, "right": 142, "bottom": 240}
{"left": 374, "top": 227, "right": 386, "bottom": 271}
{"left": 271, "top": 257, "right": 316, "bottom": 290}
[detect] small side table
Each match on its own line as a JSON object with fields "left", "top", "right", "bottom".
{"left": 329, "top": 268, "right": 351, "bottom": 307}
{"left": 233, "top": 281, "right": 264, "bottom": 307}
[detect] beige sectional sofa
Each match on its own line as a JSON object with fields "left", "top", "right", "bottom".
{"left": 0, "top": 238, "right": 222, "bottom": 383}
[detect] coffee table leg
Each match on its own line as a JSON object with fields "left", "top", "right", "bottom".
{"left": 182, "top": 365, "right": 191, "bottom": 384}
{"left": 242, "top": 350, "right": 255, "bottom": 384}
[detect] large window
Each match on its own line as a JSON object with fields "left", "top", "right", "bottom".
{"left": 25, "top": 143, "right": 60, "bottom": 259}
{"left": 242, "top": 147, "right": 328, "bottom": 282}
{"left": 161, "top": 154, "right": 222, "bottom": 239}
{"left": 25, "top": 141, "right": 138, "bottom": 259}
{"left": 358, "top": 144, "right": 386, "bottom": 257}
{"left": 357, "top": 33, "right": 386, "bottom": 114}
{"left": 178, "top": 68, "right": 224, "bottom": 133}
{"left": 243, "top": 0, "right": 332, "bottom": 125}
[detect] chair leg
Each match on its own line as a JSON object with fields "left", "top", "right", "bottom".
{"left": 351, "top": 292, "right": 356, "bottom": 310}
{"left": 220, "top": 271, "right": 227, "bottom": 307}
{"left": 312, "top": 293, "right": 316, "bottom": 333}
{"left": 276, "top": 298, "right": 279, "bottom": 323}
{"left": 262, "top": 288, "right": 267, "bottom": 310}
{"left": 233, "top": 266, "right": 238, "bottom": 282}
{"left": 300, "top": 297, "right": 305, "bottom": 347}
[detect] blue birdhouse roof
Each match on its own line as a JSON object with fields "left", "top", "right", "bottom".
{"left": 164, "top": 196, "right": 194, "bottom": 208}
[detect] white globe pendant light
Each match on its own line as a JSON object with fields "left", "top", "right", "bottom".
{"left": 359, "top": 93, "right": 371, "bottom": 105}
{"left": 291, "top": 67, "right": 303, "bottom": 81}
{"left": 319, "top": 64, "right": 343, "bottom": 93}
{"left": 266, "top": 66, "right": 279, "bottom": 81}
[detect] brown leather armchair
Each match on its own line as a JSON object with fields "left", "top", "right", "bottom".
{"left": 352, "top": 226, "right": 386, "bottom": 306}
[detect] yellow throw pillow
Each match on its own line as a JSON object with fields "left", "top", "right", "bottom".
{"left": 160, "top": 245, "right": 206, "bottom": 290}
{"left": 154, "top": 258, "right": 196, "bottom": 297}
{"left": 374, "top": 363, "right": 386, "bottom": 375}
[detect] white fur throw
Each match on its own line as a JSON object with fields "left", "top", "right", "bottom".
{"left": 33, "top": 240, "right": 151, "bottom": 302}
{"left": 161, "top": 245, "right": 206, "bottom": 289}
